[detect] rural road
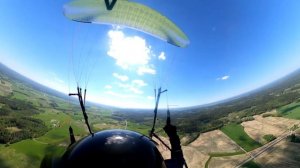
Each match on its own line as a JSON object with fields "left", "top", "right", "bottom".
{"left": 235, "top": 127, "right": 298, "bottom": 168}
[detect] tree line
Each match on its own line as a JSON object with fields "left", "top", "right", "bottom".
{"left": 0, "top": 96, "right": 48, "bottom": 144}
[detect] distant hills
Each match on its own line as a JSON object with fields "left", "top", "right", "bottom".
{"left": 173, "top": 68, "right": 300, "bottom": 133}
{"left": 1, "top": 62, "right": 300, "bottom": 134}
{"left": 0, "top": 63, "right": 71, "bottom": 101}
{"left": 0, "top": 63, "right": 115, "bottom": 110}
{"left": 112, "top": 68, "right": 300, "bottom": 134}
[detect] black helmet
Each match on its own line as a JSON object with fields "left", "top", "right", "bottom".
{"left": 55, "top": 129, "right": 166, "bottom": 168}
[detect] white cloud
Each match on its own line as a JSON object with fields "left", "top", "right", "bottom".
{"left": 116, "top": 82, "right": 130, "bottom": 89}
{"left": 107, "top": 29, "right": 163, "bottom": 76}
{"left": 129, "top": 87, "right": 143, "bottom": 94}
{"left": 137, "top": 66, "right": 156, "bottom": 75}
{"left": 217, "top": 75, "right": 230, "bottom": 80}
{"left": 147, "top": 96, "right": 155, "bottom": 100}
{"left": 105, "top": 91, "right": 138, "bottom": 99}
{"left": 116, "top": 82, "right": 144, "bottom": 95}
{"left": 104, "top": 85, "right": 112, "bottom": 89}
{"left": 107, "top": 30, "right": 151, "bottom": 69}
{"left": 113, "top": 79, "right": 147, "bottom": 95}
{"left": 113, "top": 73, "right": 129, "bottom": 82}
{"left": 222, "top": 76, "right": 230, "bottom": 80}
{"left": 158, "top": 52, "right": 166, "bottom": 61}
{"left": 132, "top": 79, "right": 147, "bottom": 87}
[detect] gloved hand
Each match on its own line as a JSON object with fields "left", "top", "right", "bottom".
{"left": 163, "top": 124, "right": 177, "bottom": 137}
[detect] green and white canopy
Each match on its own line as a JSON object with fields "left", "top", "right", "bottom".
{"left": 63, "top": 0, "right": 189, "bottom": 47}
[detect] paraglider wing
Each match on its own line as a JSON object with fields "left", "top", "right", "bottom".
{"left": 63, "top": 0, "right": 189, "bottom": 47}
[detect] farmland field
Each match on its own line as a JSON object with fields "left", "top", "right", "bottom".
{"left": 2, "top": 62, "right": 300, "bottom": 168}
{"left": 221, "top": 124, "right": 262, "bottom": 152}
{"left": 255, "top": 141, "right": 300, "bottom": 168}
{"left": 189, "top": 130, "right": 242, "bottom": 154}
{"left": 208, "top": 154, "right": 248, "bottom": 168}
{"left": 278, "top": 102, "right": 300, "bottom": 120}
{"left": 11, "top": 140, "right": 65, "bottom": 166}
{"left": 0, "top": 144, "right": 30, "bottom": 168}
{"left": 241, "top": 114, "right": 300, "bottom": 143}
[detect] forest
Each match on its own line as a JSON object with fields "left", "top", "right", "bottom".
{"left": 0, "top": 96, "right": 48, "bottom": 143}
{"left": 1, "top": 62, "right": 300, "bottom": 142}
{"left": 112, "top": 68, "right": 300, "bottom": 135}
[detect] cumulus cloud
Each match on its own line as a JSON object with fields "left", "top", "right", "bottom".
{"left": 107, "top": 30, "right": 151, "bottom": 69}
{"left": 113, "top": 73, "right": 129, "bottom": 82}
{"left": 129, "top": 87, "right": 143, "bottom": 94}
{"left": 105, "top": 91, "right": 138, "bottom": 98}
{"left": 107, "top": 30, "right": 161, "bottom": 76}
{"left": 137, "top": 66, "right": 156, "bottom": 75}
{"left": 158, "top": 52, "right": 166, "bottom": 61}
{"left": 147, "top": 96, "right": 155, "bottom": 100}
{"left": 132, "top": 79, "right": 147, "bottom": 87}
{"left": 217, "top": 75, "right": 230, "bottom": 80}
{"left": 117, "top": 82, "right": 130, "bottom": 89}
{"left": 221, "top": 76, "right": 230, "bottom": 80}
{"left": 114, "top": 79, "right": 147, "bottom": 95}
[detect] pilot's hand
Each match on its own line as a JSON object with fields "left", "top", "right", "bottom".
{"left": 163, "top": 124, "right": 177, "bottom": 137}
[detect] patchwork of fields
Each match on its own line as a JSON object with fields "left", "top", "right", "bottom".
{"left": 1, "top": 104, "right": 300, "bottom": 168}
{"left": 1, "top": 65, "right": 300, "bottom": 168}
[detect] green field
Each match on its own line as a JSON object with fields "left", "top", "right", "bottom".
{"left": 1, "top": 109, "right": 109, "bottom": 168}
{"left": 221, "top": 123, "right": 262, "bottom": 152}
{"left": 3, "top": 62, "right": 300, "bottom": 168}
{"left": 0, "top": 86, "right": 115, "bottom": 168}
{"left": 127, "top": 121, "right": 150, "bottom": 135}
{"left": 278, "top": 102, "right": 300, "bottom": 119}
{"left": 0, "top": 111, "right": 87, "bottom": 168}
{"left": 34, "top": 110, "right": 87, "bottom": 143}
{"left": 12, "top": 139, "right": 65, "bottom": 163}
{"left": 0, "top": 144, "right": 29, "bottom": 168}
{"left": 0, "top": 140, "right": 65, "bottom": 168}
{"left": 34, "top": 110, "right": 72, "bottom": 126}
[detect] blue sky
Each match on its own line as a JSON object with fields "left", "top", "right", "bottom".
{"left": 1, "top": 0, "right": 300, "bottom": 108}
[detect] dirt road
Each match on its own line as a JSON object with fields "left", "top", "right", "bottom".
{"left": 235, "top": 129, "right": 297, "bottom": 167}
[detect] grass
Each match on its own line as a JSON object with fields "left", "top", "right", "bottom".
{"left": 221, "top": 123, "right": 262, "bottom": 152}
{"left": 0, "top": 70, "right": 120, "bottom": 167}
{"left": 205, "top": 156, "right": 212, "bottom": 168}
{"left": 1, "top": 110, "right": 88, "bottom": 168}
{"left": 263, "top": 134, "right": 276, "bottom": 143}
{"left": 11, "top": 91, "right": 29, "bottom": 100}
{"left": 278, "top": 102, "right": 300, "bottom": 120}
{"left": 127, "top": 121, "right": 150, "bottom": 135}
{"left": 34, "top": 110, "right": 71, "bottom": 127}
{"left": 12, "top": 140, "right": 56, "bottom": 160}
{"left": 37, "top": 122, "right": 86, "bottom": 144}
{"left": 0, "top": 144, "right": 30, "bottom": 168}
{"left": 34, "top": 110, "right": 87, "bottom": 144}
{"left": 10, "top": 139, "right": 65, "bottom": 167}
{"left": 209, "top": 151, "right": 245, "bottom": 157}
{"left": 36, "top": 125, "right": 70, "bottom": 144}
